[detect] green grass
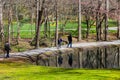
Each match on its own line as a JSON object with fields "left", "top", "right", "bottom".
{"left": 0, "top": 61, "right": 120, "bottom": 80}
{"left": 108, "top": 20, "right": 118, "bottom": 27}
{"left": 3, "top": 20, "right": 117, "bottom": 38}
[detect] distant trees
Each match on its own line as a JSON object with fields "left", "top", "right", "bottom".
{"left": 81, "top": 0, "right": 96, "bottom": 39}
{"left": 0, "top": 0, "right": 119, "bottom": 48}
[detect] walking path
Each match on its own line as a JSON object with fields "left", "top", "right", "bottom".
{"left": 19, "top": 27, "right": 117, "bottom": 32}
{"left": 0, "top": 40, "right": 120, "bottom": 58}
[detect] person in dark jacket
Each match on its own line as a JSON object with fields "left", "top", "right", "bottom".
{"left": 58, "top": 38, "right": 62, "bottom": 48}
{"left": 4, "top": 41, "right": 11, "bottom": 58}
{"left": 67, "top": 34, "right": 72, "bottom": 48}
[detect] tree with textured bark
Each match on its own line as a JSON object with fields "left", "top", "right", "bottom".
{"left": 15, "top": 4, "right": 21, "bottom": 45}
{"left": 117, "top": 0, "right": 120, "bottom": 38}
{"left": 55, "top": 0, "right": 58, "bottom": 47}
{"left": 82, "top": 0, "right": 96, "bottom": 39}
{"left": 44, "top": 8, "right": 48, "bottom": 38}
{"left": 78, "top": 0, "right": 82, "bottom": 41}
{"left": 96, "top": 0, "right": 103, "bottom": 41}
{"left": 104, "top": 0, "right": 109, "bottom": 41}
{"left": 0, "top": 0, "right": 4, "bottom": 43}
{"left": 35, "top": 0, "right": 45, "bottom": 48}
{"left": 7, "top": 1, "right": 13, "bottom": 43}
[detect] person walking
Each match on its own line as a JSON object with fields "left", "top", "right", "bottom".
{"left": 4, "top": 41, "right": 11, "bottom": 58}
{"left": 67, "top": 34, "right": 72, "bottom": 48}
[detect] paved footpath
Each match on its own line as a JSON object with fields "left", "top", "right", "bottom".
{"left": 1, "top": 40, "right": 120, "bottom": 59}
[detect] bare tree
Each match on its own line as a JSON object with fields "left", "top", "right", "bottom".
{"left": 117, "top": 0, "right": 120, "bottom": 38}
{"left": 104, "top": 0, "right": 109, "bottom": 41}
{"left": 35, "top": 0, "right": 45, "bottom": 48}
{"left": 15, "top": 4, "right": 21, "bottom": 44}
{"left": 82, "top": 0, "right": 96, "bottom": 39}
{"left": 78, "top": 0, "right": 82, "bottom": 41}
{"left": 96, "top": 0, "right": 105, "bottom": 41}
{"left": 55, "top": 0, "right": 58, "bottom": 46}
{"left": 7, "top": 1, "right": 13, "bottom": 43}
{"left": 0, "top": 0, "right": 4, "bottom": 43}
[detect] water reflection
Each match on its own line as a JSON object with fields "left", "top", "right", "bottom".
{"left": 38, "top": 46, "right": 120, "bottom": 69}
{"left": 58, "top": 54, "right": 63, "bottom": 67}
{"left": 68, "top": 53, "right": 73, "bottom": 67}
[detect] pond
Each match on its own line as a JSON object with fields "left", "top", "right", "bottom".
{"left": 34, "top": 46, "right": 120, "bottom": 69}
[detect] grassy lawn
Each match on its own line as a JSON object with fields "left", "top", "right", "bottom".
{"left": 3, "top": 20, "right": 117, "bottom": 38}
{"left": 0, "top": 61, "right": 120, "bottom": 80}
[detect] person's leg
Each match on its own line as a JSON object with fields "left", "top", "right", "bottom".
{"left": 67, "top": 41, "right": 70, "bottom": 47}
{"left": 6, "top": 50, "right": 9, "bottom": 58}
{"left": 70, "top": 42, "right": 72, "bottom": 48}
{"left": 57, "top": 44, "right": 59, "bottom": 49}
{"left": 57, "top": 43, "right": 61, "bottom": 49}
{"left": 67, "top": 43, "right": 69, "bottom": 47}
{"left": 59, "top": 43, "right": 61, "bottom": 48}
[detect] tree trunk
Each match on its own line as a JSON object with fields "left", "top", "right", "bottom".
{"left": 85, "top": 15, "right": 90, "bottom": 39}
{"left": 47, "top": 17, "right": 51, "bottom": 38}
{"left": 117, "top": 0, "right": 120, "bottom": 38}
{"left": 30, "top": 8, "right": 34, "bottom": 37}
{"left": 44, "top": 8, "right": 48, "bottom": 38}
{"left": 78, "top": 0, "right": 82, "bottom": 41}
{"left": 96, "top": 0, "right": 101, "bottom": 41}
{"left": 55, "top": 0, "right": 58, "bottom": 47}
{"left": 8, "top": 5, "right": 12, "bottom": 43}
{"left": 0, "top": 0, "right": 4, "bottom": 43}
{"left": 118, "top": 17, "right": 120, "bottom": 38}
{"left": 35, "top": 0, "right": 45, "bottom": 48}
{"left": 44, "top": 19, "right": 47, "bottom": 38}
{"left": 35, "top": 0, "right": 40, "bottom": 48}
{"left": 16, "top": 5, "right": 20, "bottom": 44}
{"left": 10, "top": 7, "right": 14, "bottom": 40}
{"left": 96, "top": 13, "right": 100, "bottom": 41}
{"left": 99, "top": 18, "right": 104, "bottom": 40}
{"left": 96, "top": 0, "right": 103, "bottom": 41}
{"left": 45, "top": 8, "right": 50, "bottom": 38}
{"left": 104, "top": 0, "right": 109, "bottom": 41}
